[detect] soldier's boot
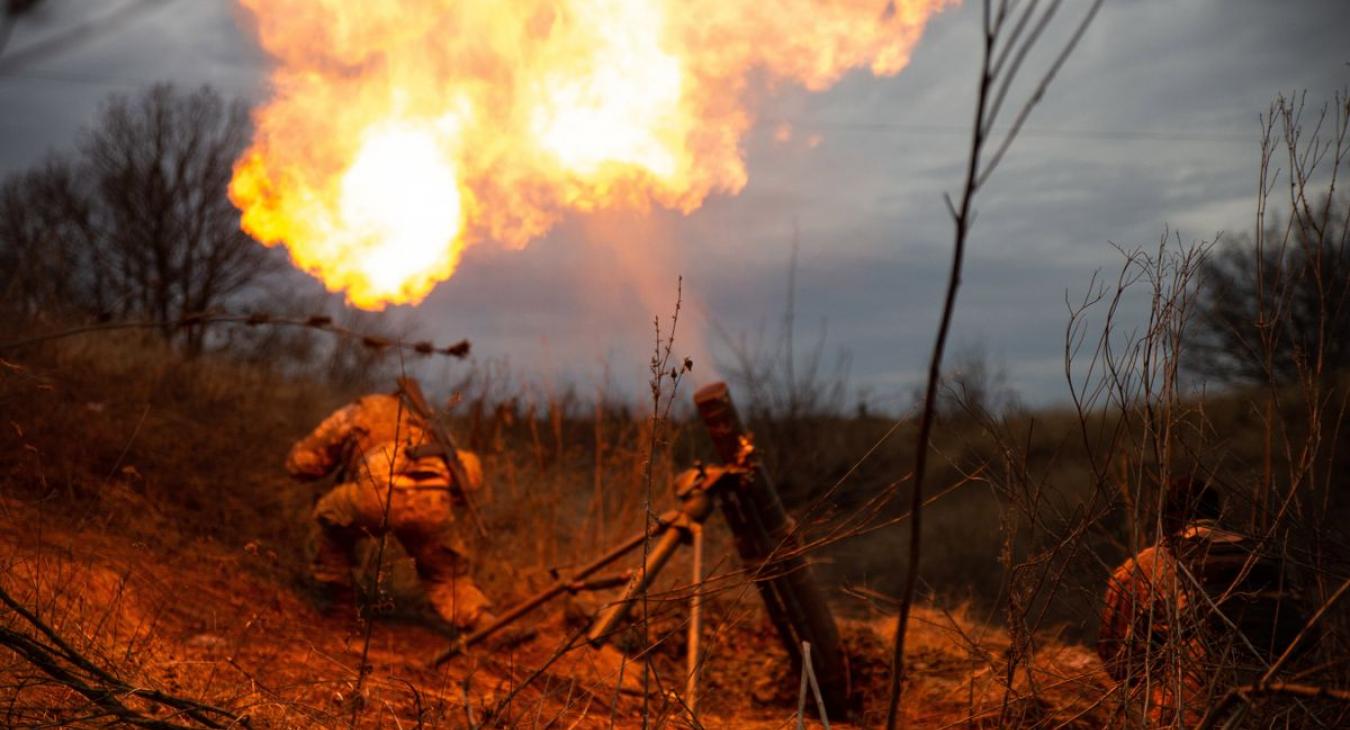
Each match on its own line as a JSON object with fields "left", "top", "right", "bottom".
{"left": 424, "top": 574, "right": 492, "bottom": 634}
{"left": 401, "top": 527, "right": 485, "bottom": 630}
{"left": 312, "top": 523, "right": 361, "bottom": 623}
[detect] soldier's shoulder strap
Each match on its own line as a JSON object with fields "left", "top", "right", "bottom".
{"left": 396, "top": 378, "right": 466, "bottom": 476}
{"left": 395, "top": 377, "right": 488, "bottom": 538}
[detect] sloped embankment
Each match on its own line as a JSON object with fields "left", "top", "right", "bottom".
{"left": 0, "top": 337, "right": 1114, "bottom": 727}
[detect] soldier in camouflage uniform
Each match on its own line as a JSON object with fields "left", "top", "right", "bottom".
{"left": 287, "top": 393, "right": 492, "bottom": 630}
{"left": 1098, "top": 477, "right": 1305, "bottom": 725}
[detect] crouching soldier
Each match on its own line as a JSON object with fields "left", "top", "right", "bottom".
{"left": 1098, "top": 476, "right": 1307, "bottom": 725}
{"left": 286, "top": 391, "right": 492, "bottom": 632}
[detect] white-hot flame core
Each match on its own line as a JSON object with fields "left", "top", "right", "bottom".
{"left": 338, "top": 125, "right": 464, "bottom": 300}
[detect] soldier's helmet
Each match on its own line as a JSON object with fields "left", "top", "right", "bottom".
{"left": 1161, "top": 475, "right": 1221, "bottom": 537}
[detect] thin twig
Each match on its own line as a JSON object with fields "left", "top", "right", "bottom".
{"left": 0, "top": 590, "right": 242, "bottom": 728}
{"left": 883, "top": 3, "right": 995, "bottom": 725}
{"left": 883, "top": 2, "right": 1103, "bottom": 726}
{"left": 350, "top": 356, "right": 414, "bottom": 727}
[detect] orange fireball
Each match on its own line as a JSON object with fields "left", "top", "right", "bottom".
{"left": 229, "top": 0, "right": 955, "bottom": 309}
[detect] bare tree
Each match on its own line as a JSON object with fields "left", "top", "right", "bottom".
{"left": 0, "top": 83, "right": 281, "bottom": 354}
{"left": 1188, "top": 196, "right": 1350, "bottom": 385}
{"left": 0, "top": 158, "right": 104, "bottom": 316}
{"left": 932, "top": 342, "right": 1023, "bottom": 421}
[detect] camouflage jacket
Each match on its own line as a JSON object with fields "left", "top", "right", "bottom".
{"left": 286, "top": 394, "right": 482, "bottom": 491}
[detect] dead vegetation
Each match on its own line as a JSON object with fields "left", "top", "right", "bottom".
{"left": 4, "top": 238, "right": 1345, "bottom": 727}
{"left": 0, "top": 317, "right": 1130, "bottom": 728}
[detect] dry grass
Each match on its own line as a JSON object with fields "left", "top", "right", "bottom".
{"left": 0, "top": 327, "right": 1136, "bottom": 728}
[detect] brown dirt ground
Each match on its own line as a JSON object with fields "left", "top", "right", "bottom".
{"left": 0, "top": 340, "right": 1119, "bottom": 727}
{"left": 0, "top": 494, "right": 1116, "bottom": 728}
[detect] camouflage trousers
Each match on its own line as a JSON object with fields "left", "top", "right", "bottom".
{"left": 312, "top": 480, "right": 491, "bottom": 630}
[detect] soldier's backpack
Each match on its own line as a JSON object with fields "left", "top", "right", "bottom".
{"left": 1174, "top": 524, "right": 1309, "bottom": 666}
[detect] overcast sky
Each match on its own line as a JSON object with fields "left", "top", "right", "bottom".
{"left": 2, "top": 1, "right": 1347, "bottom": 408}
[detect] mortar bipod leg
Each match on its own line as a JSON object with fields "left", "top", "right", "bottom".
{"left": 586, "top": 515, "right": 688, "bottom": 647}
{"left": 686, "top": 522, "right": 704, "bottom": 717}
